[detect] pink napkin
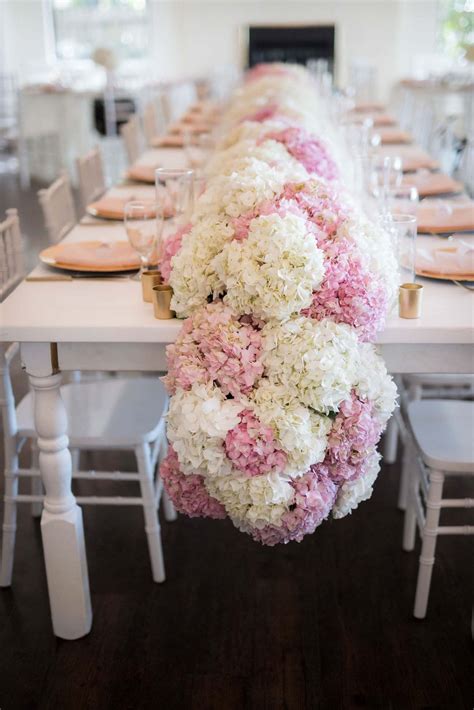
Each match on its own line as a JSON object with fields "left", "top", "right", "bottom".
{"left": 401, "top": 172, "right": 463, "bottom": 197}
{"left": 378, "top": 128, "right": 413, "bottom": 145}
{"left": 416, "top": 239, "right": 474, "bottom": 277}
{"left": 375, "top": 146, "right": 439, "bottom": 172}
{"left": 417, "top": 200, "right": 474, "bottom": 233}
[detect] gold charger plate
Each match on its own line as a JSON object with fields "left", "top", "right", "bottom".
{"left": 416, "top": 268, "right": 474, "bottom": 282}
{"left": 40, "top": 240, "right": 141, "bottom": 273}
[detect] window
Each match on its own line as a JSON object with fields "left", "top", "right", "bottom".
{"left": 439, "top": 0, "right": 474, "bottom": 60}
{"left": 52, "top": 0, "right": 149, "bottom": 63}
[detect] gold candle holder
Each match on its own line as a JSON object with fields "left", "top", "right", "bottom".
{"left": 141, "top": 270, "right": 162, "bottom": 302}
{"left": 399, "top": 283, "right": 423, "bottom": 319}
{"left": 152, "top": 284, "right": 175, "bottom": 319}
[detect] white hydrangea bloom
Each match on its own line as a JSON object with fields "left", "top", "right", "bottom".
{"left": 205, "top": 138, "right": 307, "bottom": 181}
{"left": 355, "top": 342, "right": 398, "bottom": 426}
{"left": 167, "top": 382, "right": 243, "bottom": 477}
{"left": 213, "top": 212, "right": 325, "bottom": 320}
{"left": 262, "top": 317, "right": 360, "bottom": 414}
{"left": 332, "top": 449, "right": 381, "bottom": 518}
{"left": 218, "top": 119, "right": 290, "bottom": 150}
{"left": 169, "top": 213, "right": 234, "bottom": 317}
{"left": 195, "top": 156, "right": 305, "bottom": 219}
{"left": 206, "top": 471, "right": 294, "bottom": 530}
{"left": 249, "top": 379, "right": 332, "bottom": 476}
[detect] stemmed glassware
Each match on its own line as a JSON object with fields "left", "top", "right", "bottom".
{"left": 369, "top": 154, "right": 403, "bottom": 204}
{"left": 124, "top": 200, "right": 157, "bottom": 280}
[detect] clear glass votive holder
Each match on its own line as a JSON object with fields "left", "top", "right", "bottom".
{"left": 388, "top": 213, "right": 418, "bottom": 285}
{"left": 385, "top": 184, "right": 419, "bottom": 218}
{"left": 399, "top": 283, "right": 423, "bottom": 319}
{"left": 152, "top": 284, "right": 175, "bottom": 319}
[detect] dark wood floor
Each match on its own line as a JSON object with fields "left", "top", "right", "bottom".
{"left": 1, "top": 171, "right": 473, "bottom": 709}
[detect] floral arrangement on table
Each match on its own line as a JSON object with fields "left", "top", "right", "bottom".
{"left": 159, "top": 63, "right": 398, "bottom": 546}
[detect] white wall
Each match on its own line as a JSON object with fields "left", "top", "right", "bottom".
{"left": 1, "top": 0, "right": 54, "bottom": 78}
{"left": 2, "top": 0, "right": 440, "bottom": 99}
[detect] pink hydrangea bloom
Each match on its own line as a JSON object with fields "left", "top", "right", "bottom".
{"left": 160, "top": 223, "right": 192, "bottom": 283}
{"left": 161, "top": 446, "right": 226, "bottom": 519}
{"left": 325, "top": 392, "right": 383, "bottom": 482}
{"left": 163, "top": 301, "right": 264, "bottom": 397}
{"left": 280, "top": 181, "right": 348, "bottom": 237}
{"left": 224, "top": 409, "right": 287, "bottom": 477}
{"left": 262, "top": 127, "right": 339, "bottom": 180}
{"left": 301, "top": 237, "right": 388, "bottom": 341}
{"left": 245, "top": 64, "right": 291, "bottom": 83}
{"left": 251, "top": 467, "right": 338, "bottom": 546}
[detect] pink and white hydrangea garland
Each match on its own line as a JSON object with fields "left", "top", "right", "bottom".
{"left": 159, "top": 63, "right": 398, "bottom": 545}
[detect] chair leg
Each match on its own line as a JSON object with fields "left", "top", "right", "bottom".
{"left": 162, "top": 489, "right": 177, "bottom": 522}
{"left": 398, "top": 436, "right": 416, "bottom": 511}
{"left": 30, "top": 440, "right": 43, "bottom": 518}
{"left": 383, "top": 415, "right": 398, "bottom": 464}
{"left": 71, "top": 449, "right": 80, "bottom": 474}
{"left": 413, "top": 469, "right": 444, "bottom": 619}
{"left": 135, "top": 443, "right": 166, "bottom": 583}
{"left": 402, "top": 473, "right": 418, "bottom": 552}
{"left": 0, "top": 463, "right": 19, "bottom": 587}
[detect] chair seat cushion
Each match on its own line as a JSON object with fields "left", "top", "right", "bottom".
{"left": 407, "top": 399, "right": 474, "bottom": 473}
{"left": 17, "top": 377, "right": 168, "bottom": 448}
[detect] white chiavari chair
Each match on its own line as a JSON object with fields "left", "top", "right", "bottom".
{"left": 76, "top": 146, "right": 106, "bottom": 211}
{"left": 401, "top": 399, "right": 474, "bottom": 622}
{"left": 0, "top": 208, "right": 23, "bottom": 302}
{"left": 120, "top": 114, "right": 143, "bottom": 165}
{"left": 37, "top": 172, "right": 76, "bottom": 244}
{"left": 0, "top": 209, "right": 176, "bottom": 587}
{"left": 384, "top": 375, "right": 474, "bottom": 508}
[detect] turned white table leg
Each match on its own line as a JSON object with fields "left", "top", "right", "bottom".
{"left": 27, "top": 361, "right": 92, "bottom": 639}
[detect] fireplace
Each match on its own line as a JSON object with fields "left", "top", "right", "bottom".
{"left": 246, "top": 25, "right": 335, "bottom": 73}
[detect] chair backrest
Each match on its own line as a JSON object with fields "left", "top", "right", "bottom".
{"left": 76, "top": 146, "right": 106, "bottom": 210}
{"left": 0, "top": 208, "right": 23, "bottom": 457}
{"left": 162, "top": 81, "right": 198, "bottom": 124}
{"left": 38, "top": 172, "right": 76, "bottom": 244}
{"left": 120, "top": 114, "right": 142, "bottom": 165}
{"left": 0, "top": 208, "right": 24, "bottom": 302}
{"left": 0, "top": 73, "right": 18, "bottom": 131}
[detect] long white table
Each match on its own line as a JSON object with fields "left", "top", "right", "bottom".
{"left": 1, "top": 146, "right": 473, "bottom": 640}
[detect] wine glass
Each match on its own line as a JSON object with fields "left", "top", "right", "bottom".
{"left": 124, "top": 200, "right": 157, "bottom": 280}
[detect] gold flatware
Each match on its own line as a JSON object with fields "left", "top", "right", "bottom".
{"left": 26, "top": 275, "right": 131, "bottom": 282}
{"left": 26, "top": 275, "right": 73, "bottom": 282}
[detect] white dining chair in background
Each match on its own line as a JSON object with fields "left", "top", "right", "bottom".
{"left": 0, "top": 208, "right": 176, "bottom": 588}
{"left": 401, "top": 399, "right": 474, "bottom": 620}
{"left": 384, "top": 374, "right": 474, "bottom": 508}
{"left": 76, "top": 146, "right": 106, "bottom": 211}
{"left": 37, "top": 172, "right": 77, "bottom": 244}
{"left": 120, "top": 114, "right": 143, "bottom": 165}
{"left": 0, "top": 208, "right": 23, "bottom": 301}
